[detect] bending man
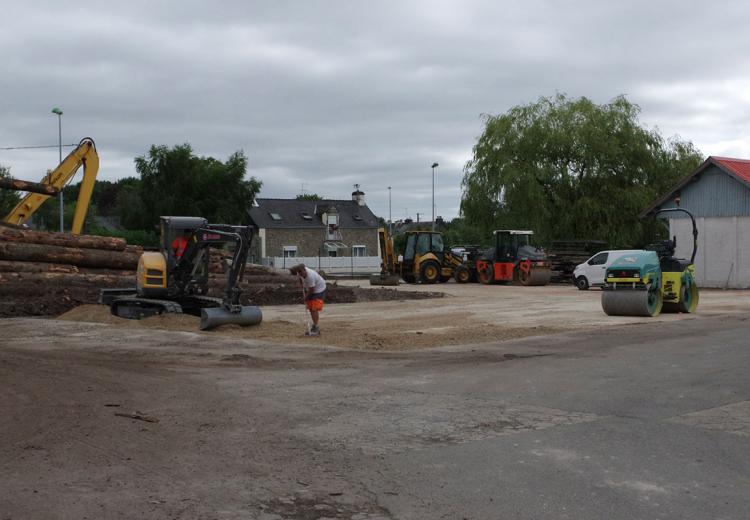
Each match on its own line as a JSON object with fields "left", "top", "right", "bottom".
{"left": 290, "top": 263, "right": 326, "bottom": 336}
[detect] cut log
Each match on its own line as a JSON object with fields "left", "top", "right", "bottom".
{"left": 0, "top": 177, "right": 60, "bottom": 195}
{"left": 0, "top": 271, "right": 133, "bottom": 286}
{"left": 0, "top": 227, "right": 128, "bottom": 251}
{"left": 0, "top": 260, "right": 80, "bottom": 273}
{"left": 0, "top": 241, "right": 140, "bottom": 270}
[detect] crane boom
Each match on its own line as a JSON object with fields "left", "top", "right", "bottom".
{"left": 3, "top": 137, "right": 99, "bottom": 235}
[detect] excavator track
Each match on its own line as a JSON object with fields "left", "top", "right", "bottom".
{"left": 110, "top": 297, "right": 183, "bottom": 320}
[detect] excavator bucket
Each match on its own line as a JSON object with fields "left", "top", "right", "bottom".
{"left": 369, "top": 273, "right": 400, "bottom": 286}
{"left": 200, "top": 305, "right": 263, "bottom": 331}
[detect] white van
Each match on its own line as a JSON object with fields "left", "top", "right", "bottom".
{"left": 573, "top": 250, "right": 643, "bottom": 290}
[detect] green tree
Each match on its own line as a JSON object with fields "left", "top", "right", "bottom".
{"left": 0, "top": 165, "right": 21, "bottom": 216}
{"left": 134, "top": 144, "right": 262, "bottom": 225}
{"left": 442, "top": 217, "right": 490, "bottom": 248}
{"left": 461, "top": 94, "right": 703, "bottom": 247}
{"left": 296, "top": 193, "right": 323, "bottom": 201}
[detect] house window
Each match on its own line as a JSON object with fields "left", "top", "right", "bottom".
{"left": 328, "top": 248, "right": 337, "bottom": 257}
{"left": 270, "top": 212, "right": 282, "bottom": 221}
{"left": 352, "top": 245, "right": 367, "bottom": 257}
{"left": 327, "top": 214, "right": 339, "bottom": 236}
{"left": 283, "top": 245, "right": 297, "bottom": 258}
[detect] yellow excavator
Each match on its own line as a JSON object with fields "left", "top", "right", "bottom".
{"left": 100, "top": 216, "right": 263, "bottom": 330}
{"left": 2, "top": 137, "right": 99, "bottom": 235}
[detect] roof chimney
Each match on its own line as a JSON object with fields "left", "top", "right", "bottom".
{"left": 351, "top": 183, "right": 365, "bottom": 206}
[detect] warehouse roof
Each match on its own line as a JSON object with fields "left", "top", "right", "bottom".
{"left": 642, "top": 156, "right": 750, "bottom": 216}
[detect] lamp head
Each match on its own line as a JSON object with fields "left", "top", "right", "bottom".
{"left": 431, "top": 162, "right": 439, "bottom": 168}
{"left": 51, "top": 107, "right": 63, "bottom": 115}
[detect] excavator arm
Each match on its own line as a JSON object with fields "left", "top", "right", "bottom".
{"left": 3, "top": 137, "right": 99, "bottom": 235}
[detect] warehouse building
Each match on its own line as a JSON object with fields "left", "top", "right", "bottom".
{"left": 644, "top": 156, "right": 750, "bottom": 289}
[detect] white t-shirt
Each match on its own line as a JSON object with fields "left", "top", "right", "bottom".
{"left": 302, "top": 267, "right": 327, "bottom": 294}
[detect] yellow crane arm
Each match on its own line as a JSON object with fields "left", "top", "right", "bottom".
{"left": 3, "top": 137, "right": 99, "bottom": 235}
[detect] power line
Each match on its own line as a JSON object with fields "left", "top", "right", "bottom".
{"left": 0, "top": 144, "right": 78, "bottom": 151}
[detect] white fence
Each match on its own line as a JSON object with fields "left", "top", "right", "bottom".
{"left": 262, "top": 255, "right": 382, "bottom": 275}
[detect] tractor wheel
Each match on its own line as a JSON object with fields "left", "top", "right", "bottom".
{"left": 575, "top": 276, "right": 589, "bottom": 291}
{"left": 477, "top": 264, "right": 495, "bottom": 285}
{"left": 454, "top": 265, "right": 472, "bottom": 284}
{"left": 419, "top": 260, "right": 441, "bottom": 284}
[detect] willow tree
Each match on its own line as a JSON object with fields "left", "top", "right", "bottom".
{"left": 460, "top": 94, "right": 702, "bottom": 247}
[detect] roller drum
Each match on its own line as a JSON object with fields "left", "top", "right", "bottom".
{"left": 601, "top": 289, "right": 663, "bottom": 317}
{"left": 519, "top": 267, "right": 551, "bottom": 286}
{"left": 200, "top": 306, "right": 263, "bottom": 331}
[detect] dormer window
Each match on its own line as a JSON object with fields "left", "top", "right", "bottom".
{"left": 300, "top": 212, "right": 313, "bottom": 220}
{"left": 326, "top": 214, "right": 339, "bottom": 236}
{"left": 269, "top": 212, "right": 282, "bottom": 221}
{"left": 353, "top": 215, "right": 363, "bottom": 221}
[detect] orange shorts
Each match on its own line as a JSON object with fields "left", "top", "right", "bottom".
{"left": 306, "top": 298, "right": 324, "bottom": 312}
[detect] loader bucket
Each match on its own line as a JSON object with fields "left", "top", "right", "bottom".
{"left": 369, "top": 273, "right": 400, "bottom": 286}
{"left": 200, "top": 305, "right": 263, "bottom": 331}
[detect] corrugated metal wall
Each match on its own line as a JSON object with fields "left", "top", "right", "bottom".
{"left": 660, "top": 165, "right": 750, "bottom": 217}
{"left": 670, "top": 216, "right": 750, "bottom": 289}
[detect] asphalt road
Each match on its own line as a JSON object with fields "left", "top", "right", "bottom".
{"left": 1, "top": 314, "right": 749, "bottom": 519}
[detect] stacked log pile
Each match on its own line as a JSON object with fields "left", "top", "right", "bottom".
{"left": 0, "top": 227, "right": 140, "bottom": 317}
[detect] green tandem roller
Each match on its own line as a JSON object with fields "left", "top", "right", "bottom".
{"left": 601, "top": 208, "right": 699, "bottom": 318}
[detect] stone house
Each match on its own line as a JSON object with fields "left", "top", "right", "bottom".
{"left": 247, "top": 189, "right": 380, "bottom": 264}
{"left": 643, "top": 156, "right": 750, "bottom": 288}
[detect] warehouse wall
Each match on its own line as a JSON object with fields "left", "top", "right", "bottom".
{"left": 671, "top": 216, "right": 750, "bottom": 289}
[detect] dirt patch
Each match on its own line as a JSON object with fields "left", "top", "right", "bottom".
{"left": 58, "top": 304, "right": 564, "bottom": 351}
{"left": 0, "top": 274, "right": 442, "bottom": 319}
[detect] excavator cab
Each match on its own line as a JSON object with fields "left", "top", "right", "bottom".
{"left": 400, "top": 231, "right": 447, "bottom": 283}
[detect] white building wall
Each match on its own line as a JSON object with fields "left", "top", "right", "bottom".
{"left": 670, "top": 216, "right": 750, "bottom": 288}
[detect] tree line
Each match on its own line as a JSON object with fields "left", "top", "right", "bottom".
{"left": 3, "top": 94, "right": 704, "bottom": 250}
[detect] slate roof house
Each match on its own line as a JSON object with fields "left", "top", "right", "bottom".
{"left": 644, "top": 156, "right": 750, "bottom": 288}
{"left": 247, "top": 189, "right": 380, "bottom": 265}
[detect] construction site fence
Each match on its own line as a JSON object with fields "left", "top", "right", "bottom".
{"left": 261, "top": 255, "right": 382, "bottom": 275}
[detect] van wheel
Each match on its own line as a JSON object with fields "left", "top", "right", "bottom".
{"left": 576, "top": 276, "right": 589, "bottom": 290}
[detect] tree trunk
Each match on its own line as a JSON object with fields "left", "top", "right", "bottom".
{"left": 0, "top": 241, "right": 140, "bottom": 270}
{"left": 0, "top": 177, "right": 60, "bottom": 195}
{"left": 0, "top": 260, "right": 80, "bottom": 273}
{"left": 0, "top": 271, "right": 134, "bottom": 286}
{"left": 0, "top": 227, "right": 129, "bottom": 251}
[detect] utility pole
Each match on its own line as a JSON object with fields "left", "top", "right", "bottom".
{"left": 387, "top": 186, "right": 392, "bottom": 234}
{"left": 431, "top": 162, "right": 439, "bottom": 231}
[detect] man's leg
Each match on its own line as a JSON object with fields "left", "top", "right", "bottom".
{"left": 310, "top": 309, "right": 319, "bottom": 326}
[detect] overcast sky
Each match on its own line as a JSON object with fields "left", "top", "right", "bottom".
{"left": 1, "top": 1, "right": 749, "bottom": 221}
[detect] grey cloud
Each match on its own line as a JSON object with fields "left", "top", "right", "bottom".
{"left": 1, "top": 1, "right": 749, "bottom": 221}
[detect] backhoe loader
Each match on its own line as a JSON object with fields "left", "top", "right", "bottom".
{"left": 370, "top": 227, "right": 472, "bottom": 285}
{"left": 2, "top": 137, "right": 99, "bottom": 235}
{"left": 100, "top": 216, "right": 262, "bottom": 330}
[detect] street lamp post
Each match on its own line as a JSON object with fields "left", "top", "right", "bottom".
{"left": 387, "top": 186, "right": 392, "bottom": 234}
{"left": 52, "top": 107, "right": 63, "bottom": 232}
{"left": 431, "top": 162, "right": 439, "bottom": 231}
